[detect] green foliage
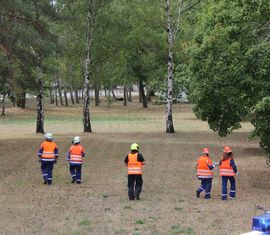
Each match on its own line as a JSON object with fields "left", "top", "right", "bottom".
{"left": 250, "top": 97, "right": 270, "bottom": 164}
{"left": 0, "top": 0, "right": 59, "bottom": 97}
{"left": 189, "top": 0, "right": 270, "bottom": 140}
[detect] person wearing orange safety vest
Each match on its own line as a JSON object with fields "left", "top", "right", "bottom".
{"left": 38, "top": 133, "right": 58, "bottom": 185}
{"left": 66, "top": 136, "right": 85, "bottom": 184}
{"left": 124, "top": 143, "right": 145, "bottom": 200}
{"left": 219, "top": 146, "right": 238, "bottom": 200}
{"left": 196, "top": 148, "right": 215, "bottom": 199}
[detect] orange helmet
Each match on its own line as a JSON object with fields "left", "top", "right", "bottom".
{"left": 202, "top": 148, "right": 209, "bottom": 154}
{"left": 223, "top": 146, "right": 232, "bottom": 153}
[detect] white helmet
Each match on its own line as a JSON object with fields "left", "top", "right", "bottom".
{"left": 44, "top": 133, "right": 53, "bottom": 140}
{"left": 73, "top": 136, "right": 80, "bottom": 144}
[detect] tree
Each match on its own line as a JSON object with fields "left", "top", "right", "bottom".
{"left": 0, "top": 0, "right": 59, "bottom": 133}
{"left": 189, "top": 0, "right": 270, "bottom": 160}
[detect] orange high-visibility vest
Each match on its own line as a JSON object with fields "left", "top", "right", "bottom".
{"left": 219, "top": 157, "right": 235, "bottom": 176}
{"left": 197, "top": 155, "right": 213, "bottom": 178}
{"left": 40, "top": 141, "right": 57, "bottom": 160}
{"left": 128, "top": 153, "right": 142, "bottom": 175}
{"left": 69, "top": 144, "right": 85, "bottom": 164}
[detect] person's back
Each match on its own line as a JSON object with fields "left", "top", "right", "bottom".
{"left": 37, "top": 133, "right": 58, "bottom": 185}
{"left": 66, "top": 136, "right": 85, "bottom": 184}
{"left": 124, "top": 143, "right": 145, "bottom": 200}
{"left": 196, "top": 148, "right": 215, "bottom": 199}
{"left": 219, "top": 146, "right": 237, "bottom": 200}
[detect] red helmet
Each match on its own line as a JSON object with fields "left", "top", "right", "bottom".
{"left": 202, "top": 148, "right": 209, "bottom": 154}
{"left": 224, "top": 146, "right": 232, "bottom": 153}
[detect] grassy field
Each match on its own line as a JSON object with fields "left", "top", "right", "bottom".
{"left": 0, "top": 99, "right": 269, "bottom": 235}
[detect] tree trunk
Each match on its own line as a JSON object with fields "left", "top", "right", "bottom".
{"left": 139, "top": 79, "right": 147, "bottom": 108}
{"left": 94, "top": 83, "right": 100, "bottom": 106}
{"left": 111, "top": 88, "right": 118, "bottom": 102}
{"left": 104, "top": 88, "right": 107, "bottom": 97}
{"left": 74, "top": 85, "right": 80, "bottom": 104}
{"left": 69, "top": 84, "right": 75, "bottom": 105}
{"left": 128, "top": 85, "right": 132, "bottom": 102}
{"left": 36, "top": 58, "right": 44, "bottom": 133}
{"left": 10, "top": 90, "right": 16, "bottom": 107}
{"left": 165, "top": 0, "right": 175, "bottom": 133}
{"left": 147, "top": 88, "right": 152, "bottom": 102}
{"left": 83, "top": 9, "right": 93, "bottom": 133}
{"left": 57, "top": 80, "right": 64, "bottom": 106}
{"left": 81, "top": 86, "right": 84, "bottom": 99}
{"left": 123, "top": 86, "right": 127, "bottom": 106}
{"left": 63, "top": 83, "right": 68, "bottom": 106}
{"left": 2, "top": 92, "right": 6, "bottom": 116}
{"left": 108, "top": 88, "right": 111, "bottom": 107}
{"left": 54, "top": 82, "right": 58, "bottom": 106}
{"left": 49, "top": 84, "right": 54, "bottom": 104}
{"left": 16, "top": 90, "right": 26, "bottom": 108}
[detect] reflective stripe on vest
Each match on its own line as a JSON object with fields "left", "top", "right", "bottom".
{"left": 128, "top": 153, "right": 142, "bottom": 175}
{"left": 197, "top": 155, "right": 213, "bottom": 178}
{"left": 219, "top": 158, "right": 235, "bottom": 176}
{"left": 70, "top": 145, "right": 83, "bottom": 164}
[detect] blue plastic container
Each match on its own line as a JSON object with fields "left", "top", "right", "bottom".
{"left": 252, "top": 212, "right": 270, "bottom": 233}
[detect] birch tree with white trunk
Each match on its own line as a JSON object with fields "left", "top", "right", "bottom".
{"left": 165, "top": 0, "right": 183, "bottom": 133}
{"left": 83, "top": 0, "right": 112, "bottom": 132}
{"left": 165, "top": 0, "right": 202, "bottom": 133}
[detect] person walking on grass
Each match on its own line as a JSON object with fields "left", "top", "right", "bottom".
{"left": 196, "top": 148, "right": 215, "bottom": 199}
{"left": 219, "top": 146, "right": 237, "bottom": 200}
{"left": 38, "top": 133, "right": 58, "bottom": 185}
{"left": 66, "top": 136, "right": 85, "bottom": 184}
{"left": 124, "top": 143, "right": 145, "bottom": 200}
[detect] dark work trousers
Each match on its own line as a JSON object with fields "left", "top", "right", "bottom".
{"left": 222, "top": 176, "right": 236, "bottom": 200}
{"left": 128, "top": 174, "right": 143, "bottom": 199}
{"left": 197, "top": 178, "right": 212, "bottom": 199}
{"left": 70, "top": 164, "right": 82, "bottom": 183}
{"left": 41, "top": 161, "right": 54, "bottom": 185}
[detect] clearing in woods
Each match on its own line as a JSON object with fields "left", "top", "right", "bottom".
{"left": 0, "top": 100, "right": 269, "bottom": 235}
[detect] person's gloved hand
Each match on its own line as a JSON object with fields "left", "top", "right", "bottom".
{"left": 54, "top": 160, "right": 57, "bottom": 164}
{"left": 38, "top": 158, "right": 41, "bottom": 163}
{"left": 236, "top": 172, "right": 240, "bottom": 176}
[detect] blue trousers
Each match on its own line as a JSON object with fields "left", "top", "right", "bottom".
{"left": 222, "top": 176, "right": 236, "bottom": 200}
{"left": 70, "top": 164, "right": 82, "bottom": 183}
{"left": 197, "top": 178, "right": 212, "bottom": 199}
{"left": 41, "top": 161, "right": 54, "bottom": 185}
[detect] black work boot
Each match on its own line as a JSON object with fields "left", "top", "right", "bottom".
{"left": 71, "top": 178, "right": 76, "bottom": 183}
{"left": 196, "top": 190, "right": 200, "bottom": 198}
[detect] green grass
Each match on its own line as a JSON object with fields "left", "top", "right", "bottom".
{"left": 78, "top": 219, "right": 91, "bottom": 227}
{"left": 170, "top": 224, "right": 196, "bottom": 235}
{"left": 0, "top": 115, "right": 150, "bottom": 125}
{"left": 135, "top": 219, "right": 145, "bottom": 225}
{"left": 101, "top": 193, "right": 109, "bottom": 198}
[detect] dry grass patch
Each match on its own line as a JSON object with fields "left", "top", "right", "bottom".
{"left": 0, "top": 102, "right": 269, "bottom": 235}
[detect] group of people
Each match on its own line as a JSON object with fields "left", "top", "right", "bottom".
{"left": 37, "top": 133, "right": 145, "bottom": 200}
{"left": 196, "top": 146, "right": 238, "bottom": 200}
{"left": 38, "top": 133, "right": 237, "bottom": 201}
{"left": 38, "top": 133, "right": 85, "bottom": 185}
